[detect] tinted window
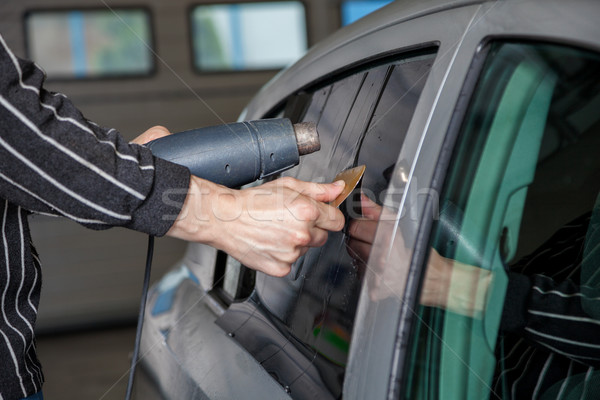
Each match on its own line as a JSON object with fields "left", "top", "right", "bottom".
{"left": 403, "top": 42, "right": 600, "bottom": 400}
{"left": 25, "top": 9, "right": 153, "bottom": 79}
{"left": 217, "top": 50, "right": 436, "bottom": 399}
{"left": 356, "top": 54, "right": 435, "bottom": 199}
{"left": 190, "top": 2, "right": 307, "bottom": 71}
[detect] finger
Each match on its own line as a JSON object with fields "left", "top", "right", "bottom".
{"left": 131, "top": 125, "right": 172, "bottom": 145}
{"left": 299, "top": 247, "right": 310, "bottom": 258}
{"left": 279, "top": 177, "right": 345, "bottom": 203}
{"left": 307, "top": 227, "right": 329, "bottom": 247}
{"left": 361, "top": 193, "right": 382, "bottom": 220}
{"left": 348, "top": 218, "right": 377, "bottom": 243}
{"left": 313, "top": 201, "right": 345, "bottom": 232}
{"left": 262, "top": 262, "right": 292, "bottom": 277}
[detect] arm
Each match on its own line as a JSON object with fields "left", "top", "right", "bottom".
{"left": 0, "top": 35, "right": 345, "bottom": 276}
{"left": 0, "top": 35, "right": 188, "bottom": 236}
{"left": 348, "top": 193, "right": 491, "bottom": 312}
{"left": 501, "top": 273, "right": 600, "bottom": 367}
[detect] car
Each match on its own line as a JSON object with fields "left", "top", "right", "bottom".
{"left": 137, "top": 0, "right": 600, "bottom": 399}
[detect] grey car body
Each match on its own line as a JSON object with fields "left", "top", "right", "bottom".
{"left": 138, "top": 0, "right": 600, "bottom": 399}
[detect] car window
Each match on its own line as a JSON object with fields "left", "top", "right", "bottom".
{"left": 217, "top": 49, "right": 437, "bottom": 399}
{"left": 402, "top": 41, "right": 600, "bottom": 400}
{"left": 25, "top": 9, "right": 153, "bottom": 79}
{"left": 190, "top": 1, "right": 307, "bottom": 72}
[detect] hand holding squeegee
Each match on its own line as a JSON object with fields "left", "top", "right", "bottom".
{"left": 140, "top": 119, "right": 346, "bottom": 276}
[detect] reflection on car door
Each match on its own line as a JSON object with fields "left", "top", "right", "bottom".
{"left": 402, "top": 41, "right": 600, "bottom": 400}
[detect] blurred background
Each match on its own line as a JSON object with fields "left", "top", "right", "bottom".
{"left": 0, "top": 0, "right": 391, "bottom": 398}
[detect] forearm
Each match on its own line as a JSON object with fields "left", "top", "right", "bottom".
{"left": 420, "top": 249, "right": 491, "bottom": 318}
{"left": 0, "top": 36, "right": 190, "bottom": 235}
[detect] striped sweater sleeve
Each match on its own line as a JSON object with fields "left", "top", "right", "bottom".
{"left": 0, "top": 35, "right": 190, "bottom": 236}
{"left": 501, "top": 273, "right": 600, "bottom": 367}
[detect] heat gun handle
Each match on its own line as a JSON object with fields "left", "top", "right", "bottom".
{"left": 145, "top": 118, "right": 302, "bottom": 188}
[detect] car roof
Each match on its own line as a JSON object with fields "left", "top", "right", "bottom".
{"left": 241, "top": 0, "right": 489, "bottom": 119}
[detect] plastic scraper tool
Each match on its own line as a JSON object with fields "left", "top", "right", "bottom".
{"left": 330, "top": 165, "right": 366, "bottom": 207}
{"left": 289, "top": 165, "right": 366, "bottom": 280}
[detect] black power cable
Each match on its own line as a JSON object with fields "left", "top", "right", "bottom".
{"left": 125, "top": 235, "right": 154, "bottom": 400}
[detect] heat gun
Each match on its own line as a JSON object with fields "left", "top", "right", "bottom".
{"left": 145, "top": 118, "right": 320, "bottom": 187}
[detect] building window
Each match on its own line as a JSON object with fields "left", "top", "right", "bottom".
{"left": 190, "top": 2, "right": 307, "bottom": 72}
{"left": 25, "top": 9, "right": 153, "bottom": 79}
{"left": 341, "top": 0, "right": 394, "bottom": 25}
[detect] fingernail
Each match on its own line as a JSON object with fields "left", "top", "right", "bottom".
{"left": 333, "top": 180, "right": 345, "bottom": 187}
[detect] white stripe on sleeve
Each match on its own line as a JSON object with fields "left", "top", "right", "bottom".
{"left": 0, "top": 35, "right": 40, "bottom": 95}
{"left": 532, "top": 353, "right": 553, "bottom": 399}
{"left": 0, "top": 133, "right": 131, "bottom": 221}
{"left": 526, "top": 327, "right": 600, "bottom": 349}
{"left": 39, "top": 103, "right": 155, "bottom": 168}
{"left": 0, "top": 95, "right": 145, "bottom": 200}
{"left": 0, "top": 170, "right": 114, "bottom": 224}
{"left": 1, "top": 201, "right": 35, "bottom": 392}
{"left": 528, "top": 309, "right": 600, "bottom": 326}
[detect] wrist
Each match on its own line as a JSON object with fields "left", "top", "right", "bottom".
{"left": 166, "top": 176, "right": 232, "bottom": 246}
{"left": 448, "top": 260, "right": 491, "bottom": 317}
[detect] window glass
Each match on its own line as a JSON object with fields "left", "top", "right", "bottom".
{"left": 190, "top": 2, "right": 307, "bottom": 71}
{"left": 25, "top": 9, "right": 153, "bottom": 79}
{"left": 341, "top": 0, "right": 394, "bottom": 26}
{"left": 403, "top": 42, "right": 600, "bottom": 400}
{"left": 250, "top": 51, "right": 436, "bottom": 397}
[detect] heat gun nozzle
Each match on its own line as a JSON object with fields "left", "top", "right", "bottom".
{"left": 293, "top": 122, "right": 320, "bottom": 156}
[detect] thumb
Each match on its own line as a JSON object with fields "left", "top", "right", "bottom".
{"left": 131, "top": 125, "right": 172, "bottom": 145}
{"left": 361, "top": 193, "right": 383, "bottom": 220}
{"left": 295, "top": 180, "right": 346, "bottom": 203}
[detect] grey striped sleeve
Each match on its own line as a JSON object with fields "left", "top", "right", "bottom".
{"left": 0, "top": 34, "right": 190, "bottom": 236}
{"left": 503, "top": 272, "right": 600, "bottom": 367}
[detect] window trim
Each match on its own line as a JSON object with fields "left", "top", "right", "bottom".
{"left": 23, "top": 6, "right": 157, "bottom": 82}
{"left": 392, "top": 39, "right": 492, "bottom": 398}
{"left": 186, "top": 0, "right": 310, "bottom": 75}
{"left": 260, "top": 43, "right": 440, "bottom": 121}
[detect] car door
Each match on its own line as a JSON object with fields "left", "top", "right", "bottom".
{"left": 215, "top": 48, "right": 438, "bottom": 399}
{"left": 337, "top": 2, "right": 600, "bottom": 399}
{"left": 336, "top": 2, "right": 600, "bottom": 400}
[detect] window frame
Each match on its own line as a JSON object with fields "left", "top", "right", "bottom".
{"left": 392, "top": 39, "right": 492, "bottom": 395}
{"left": 187, "top": 0, "right": 310, "bottom": 75}
{"left": 23, "top": 6, "right": 157, "bottom": 82}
